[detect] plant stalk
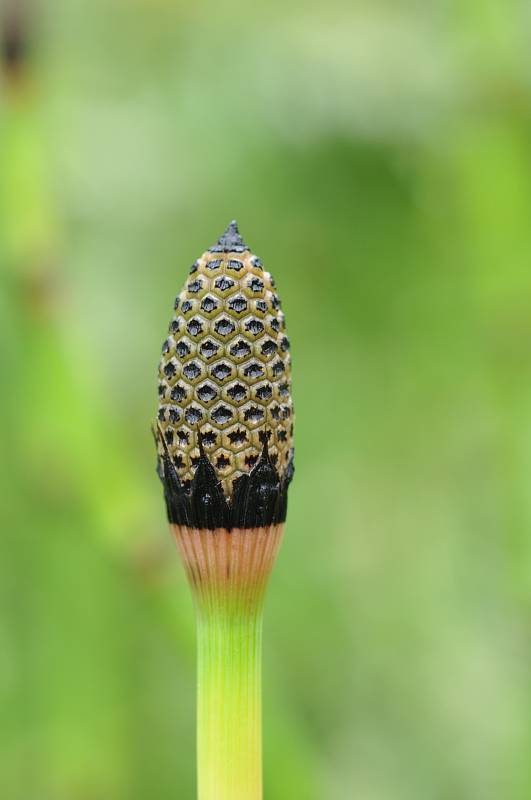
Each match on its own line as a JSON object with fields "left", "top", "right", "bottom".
{"left": 197, "top": 604, "right": 263, "bottom": 800}
{"left": 173, "top": 525, "right": 284, "bottom": 800}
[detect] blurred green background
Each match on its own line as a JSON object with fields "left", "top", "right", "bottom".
{"left": 2, "top": 1, "right": 531, "bottom": 798}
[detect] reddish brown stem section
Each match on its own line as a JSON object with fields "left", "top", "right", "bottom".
{"left": 171, "top": 524, "right": 284, "bottom": 613}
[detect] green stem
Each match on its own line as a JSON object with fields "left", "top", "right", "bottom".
{"left": 197, "top": 604, "right": 263, "bottom": 800}
{"left": 173, "top": 524, "right": 284, "bottom": 800}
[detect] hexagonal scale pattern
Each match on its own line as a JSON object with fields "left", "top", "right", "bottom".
{"left": 157, "top": 240, "right": 294, "bottom": 495}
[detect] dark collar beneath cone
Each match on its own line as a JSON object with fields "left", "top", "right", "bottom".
{"left": 157, "top": 434, "right": 294, "bottom": 530}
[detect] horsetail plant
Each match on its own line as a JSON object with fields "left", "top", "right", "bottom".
{"left": 155, "top": 221, "right": 294, "bottom": 800}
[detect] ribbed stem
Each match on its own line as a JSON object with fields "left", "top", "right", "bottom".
{"left": 172, "top": 525, "right": 284, "bottom": 800}
{"left": 197, "top": 605, "right": 263, "bottom": 800}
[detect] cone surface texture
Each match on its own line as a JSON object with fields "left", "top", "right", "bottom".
{"left": 156, "top": 221, "right": 294, "bottom": 529}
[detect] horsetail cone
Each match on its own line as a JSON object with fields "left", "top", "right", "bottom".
{"left": 156, "top": 220, "right": 294, "bottom": 530}
{"left": 155, "top": 222, "right": 294, "bottom": 800}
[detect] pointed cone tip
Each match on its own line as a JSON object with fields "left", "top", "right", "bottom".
{"left": 208, "top": 219, "right": 250, "bottom": 253}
